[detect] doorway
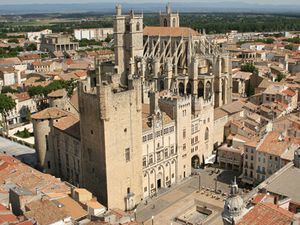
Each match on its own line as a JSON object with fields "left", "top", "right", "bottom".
{"left": 157, "top": 179, "right": 161, "bottom": 189}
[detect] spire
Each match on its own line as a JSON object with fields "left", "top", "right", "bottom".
{"left": 230, "top": 176, "right": 239, "bottom": 196}
{"left": 166, "top": 2, "right": 171, "bottom": 14}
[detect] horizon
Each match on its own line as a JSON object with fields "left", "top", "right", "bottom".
{"left": 0, "top": 0, "right": 300, "bottom": 5}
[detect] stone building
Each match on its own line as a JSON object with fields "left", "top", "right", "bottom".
{"left": 159, "top": 3, "right": 180, "bottom": 27}
{"left": 33, "top": 4, "right": 231, "bottom": 211}
{"left": 40, "top": 33, "right": 79, "bottom": 53}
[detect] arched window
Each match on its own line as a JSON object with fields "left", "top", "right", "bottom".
{"left": 125, "top": 22, "right": 130, "bottom": 32}
{"left": 205, "top": 127, "right": 209, "bottom": 141}
{"left": 198, "top": 81, "right": 204, "bottom": 98}
{"left": 164, "top": 18, "right": 168, "bottom": 27}
{"left": 205, "top": 81, "right": 212, "bottom": 100}
{"left": 186, "top": 82, "right": 192, "bottom": 95}
{"left": 172, "top": 18, "right": 176, "bottom": 27}
{"left": 179, "top": 82, "right": 184, "bottom": 96}
{"left": 136, "top": 22, "right": 140, "bottom": 31}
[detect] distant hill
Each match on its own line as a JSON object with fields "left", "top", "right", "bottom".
{"left": 0, "top": 1, "right": 300, "bottom": 15}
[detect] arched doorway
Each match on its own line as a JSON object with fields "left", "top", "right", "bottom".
{"left": 198, "top": 81, "right": 204, "bottom": 98}
{"left": 191, "top": 155, "right": 200, "bottom": 169}
{"left": 157, "top": 172, "right": 163, "bottom": 189}
{"left": 186, "top": 82, "right": 192, "bottom": 95}
{"left": 179, "top": 82, "right": 185, "bottom": 96}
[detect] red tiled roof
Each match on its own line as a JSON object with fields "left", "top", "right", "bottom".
{"left": 237, "top": 202, "right": 294, "bottom": 225}
{"left": 282, "top": 88, "right": 296, "bottom": 97}
{"left": 144, "top": 26, "right": 199, "bottom": 37}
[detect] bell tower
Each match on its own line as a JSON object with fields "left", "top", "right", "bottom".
{"left": 159, "top": 3, "right": 180, "bottom": 27}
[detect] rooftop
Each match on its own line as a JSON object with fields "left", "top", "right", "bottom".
{"left": 31, "top": 107, "right": 68, "bottom": 120}
{"left": 144, "top": 26, "right": 199, "bottom": 37}
{"left": 237, "top": 202, "right": 294, "bottom": 225}
{"left": 265, "top": 166, "right": 300, "bottom": 204}
{"left": 24, "top": 199, "right": 70, "bottom": 225}
{"left": 257, "top": 131, "right": 292, "bottom": 156}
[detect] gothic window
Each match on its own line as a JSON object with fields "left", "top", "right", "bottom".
{"left": 125, "top": 23, "right": 130, "bottom": 32}
{"left": 164, "top": 18, "right": 168, "bottom": 27}
{"left": 205, "top": 127, "right": 209, "bottom": 141}
{"left": 205, "top": 81, "right": 212, "bottom": 100}
{"left": 136, "top": 22, "right": 141, "bottom": 31}
{"left": 186, "top": 82, "right": 192, "bottom": 95}
{"left": 198, "top": 81, "right": 204, "bottom": 98}
{"left": 172, "top": 18, "right": 176, "bottom": 27}
{"left": 179, "top": 82, "right": 185, "bottom": 96}
{"left": 143, "top": 157, "right": 147, "bottom": 167}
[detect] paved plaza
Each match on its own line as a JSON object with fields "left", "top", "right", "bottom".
{"left": 136, "top": 167, "right": 243, "bottom": 225}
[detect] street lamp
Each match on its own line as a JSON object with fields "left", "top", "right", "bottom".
{"left": 151, "top": 216, "right": 154, "bottom": 225}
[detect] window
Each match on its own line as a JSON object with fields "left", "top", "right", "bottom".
{"left": 170, "top": 146, "right": 174, "bottom": 155}
{"left": 164, "top": 128, "right": 169, "bottom": 134}
{"left": 149, "top": 154, "right": 153, "bottom": 164}
{"left": 48, "top": 161, "right": 51, "bottom": 169}
{"left": 143, "top": 136, "right": 147, "bottom": 142}
{"left": 183, "top": 129, "right": 186, "bottom": 139}
{"left": 125, "top": 148, "right": 130, "bottom": 162}
{"left": 195, "top": 136, "right": 198, "bottom": 143}
{"left": 127, "top": 187, "right": 130, "bottom": 194}
{"left": 148, "top": 133, "right": 153, "bottom": 140}
{"left": 144, "top": 187, "right": 147, "bottom": 192}
{"left": 183, "top": 144, "right": 186, "bottom": 151}
{"left": 143, "top": 157, "right": 147, "bottom": 167}
{"left": 125, "top": 23, "right": 130, "bottom": 32}
{"left": 165, "top": 149, "right": 168, "bottom": 158}
{"left": 172, "top": 173, "right": 174, "bottom": 178}
{"left": 136, "top": 22, "right": 141, "bottom": 31}
{"left": 156, "top": 131, "right": 161, "bottom": 137}
{"left": 205, "top": 127, "right": 209, "bottom": 141}
{"left": 157, "top": 152, "right": 161, "bottom": 161}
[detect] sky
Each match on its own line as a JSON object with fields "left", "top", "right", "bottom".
{"left": 0, "top": 0, "right": 300, "bottom": 5}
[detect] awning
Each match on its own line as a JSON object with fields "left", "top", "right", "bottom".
{"left": 205, "top": 154, "right": 216, "bottom": 165}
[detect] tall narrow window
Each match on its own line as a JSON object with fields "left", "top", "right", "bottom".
{"left": 205, "top": 127, "right": 209, "bottom": 141}
{"left": 136, "top": 22, "right": 140, "bottom": 31}
{"left": 125, "top": 148, "right": 130, "bottom": 162}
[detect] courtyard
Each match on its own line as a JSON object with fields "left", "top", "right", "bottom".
{"left": 135, "top": 167, "right": 245, "bottom": 225}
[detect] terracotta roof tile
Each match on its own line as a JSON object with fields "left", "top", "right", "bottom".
{"left": 144, "top": 26, "right": 199, "bottom": 37}
{"left": 31, "top": 107, "right": 68, "bottom": 120}
{"left": 237, "top": 202, "right": 294, "bottom": 225}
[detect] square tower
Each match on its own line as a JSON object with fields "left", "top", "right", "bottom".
{"left": 159, "top": 3, "right": 180, "bottom": 27}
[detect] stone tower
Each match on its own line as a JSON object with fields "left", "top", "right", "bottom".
{"left": 114, "top": 4, "right": 144, "bottom": 86}
{"left": 159, "top": 3, "right": 180, "bottom": 27}
{"left": 79, "top": 5, "right": 143, "bottom": 211}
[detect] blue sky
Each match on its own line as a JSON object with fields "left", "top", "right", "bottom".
{"left": 1, "top": 0, "right": 299, "bottom": 5}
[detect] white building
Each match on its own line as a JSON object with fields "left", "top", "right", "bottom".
{"left": 74, "top": 28, "right": 113, "bottom": 41}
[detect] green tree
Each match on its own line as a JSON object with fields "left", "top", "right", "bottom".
{"left": 0, "top": 94, "right": 16, "bottom": 135}
{"left": 28, "top": 85, "right": 44, "bottom": 97}
{"left": 276, "top": 73, "right": 285, "bottom": 82}
{"left": 64, "top": 78, "right": 77, "bottom": 97}
{"left": 7, "top": 38, "right": 19, "bottom": 44}
{"left": 241, "top": 63, "right": 258, "bottom": 74}
{"left": 25, "top": 43, "right": 37, "bottom": 51}
{"left": 1, "top": 86, "right": 18, "bottom": 94}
